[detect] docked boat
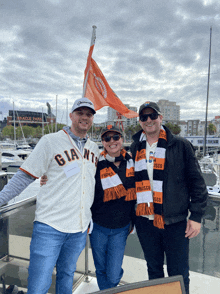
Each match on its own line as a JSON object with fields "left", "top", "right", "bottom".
{"left": 198, "top": 155, "right": 220, "bottom": 200}
{"left": 207, "top": 184, "right": 220, "bottom": 198}
{"left": 0, "top": 142, "right": 32, "bottom": 172}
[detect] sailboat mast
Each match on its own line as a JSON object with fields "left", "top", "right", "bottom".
{"left": 42, "top": 108, "right": 44, "bottom": 137}
{"left": 66, "top": 99, "right": 68, "bottom": 126}
{"left": 203, "top": 26, "right": 212, "bottom": 156}
{"left": 13, "top": 101, "right": 16, "bottom": 145}
{"left": 55, "top": 95, "right": 58, "bottom": 132}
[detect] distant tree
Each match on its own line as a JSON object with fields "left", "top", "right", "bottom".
{"left": 2, "top": 125, "right": 14, "bottom": 139}
{"left": 33, "top": 126, "right": 43, "bottom": 138}
{"left": 57, "top": 123, "right": 66, "bottom": 131}
{"left": 16, "top": 126, "right": 23, "bottom": 139}
{"left": 125, "top": 126, "right": 136, "bottom": 141}
{"left": 134, "top": 124, "right": 142, "bottom": 132}
{"left": 22, "top": 126, "right": 35, "bottom": 138}
{"left": 164, "top": 122, "right": 181, "bottom": 135}
{"left": 208, "top": 123, "right": 216, "bottom": 135}
{"left": 44, "top": 124, "right": 53, "bottom": 134}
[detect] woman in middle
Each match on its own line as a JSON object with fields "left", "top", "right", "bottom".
{"left": 90, "top": 125, "right": 136, "bottom": 291}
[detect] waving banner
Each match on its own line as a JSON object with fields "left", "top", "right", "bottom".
{"left": 83, "top": 27, "right": 138, "bottom": 119}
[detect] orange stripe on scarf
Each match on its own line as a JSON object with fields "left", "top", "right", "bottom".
{"left": 126, "top": 167, "right": 135, "bottom": 178}
{"left": 153, "top": 191, "right": 163, "bottom": 204}
{"left": 153, "top": 158, "right": 165, "bottom": 170}
{"left": 100, "top": 167, "right": 115, "bottom": 179}
{"left": 135, "top": 149, "right": 146, "bottom": 161}
{"left": 136, "top": 180, "right": 151, "bottom": 193}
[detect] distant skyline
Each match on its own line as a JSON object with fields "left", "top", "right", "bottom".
{"left": 1, "top": 100, "right": 217, "bottom": 126}
{"left": 0, "top": 0, "right": 220, "bottom": 126}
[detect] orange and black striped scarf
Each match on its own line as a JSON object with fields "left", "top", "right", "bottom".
{"left": 135, "top": 126, "right": 167, "bottom": 229}
{"left": 99, "top": 149, "right": 136, "bottom": 202}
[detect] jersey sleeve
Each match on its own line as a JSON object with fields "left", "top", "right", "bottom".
{"left": 19, "top": 135, "right": 53, "bottom": 178}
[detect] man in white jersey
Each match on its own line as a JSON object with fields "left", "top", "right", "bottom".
{"left": 0, "top": 97, "right": 99, "bottom": 294}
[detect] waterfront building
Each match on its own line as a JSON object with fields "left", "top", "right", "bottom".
{"left": 6, "top": 110, "right": 56, "bottom": 128}
{"left": 212, "top": 116, "right": 220, "bottom": 136}
{"left": 179, "top": 121, "right": 187, "bottom": 137}
{"left": 107, "top": 104, "right": 138, "bottom": 128}
{"left": 157, "top": 99, "right": 180, "bottom": 121}
{"left": 0, "top": 118, "right": 7, "bottom": 133}
{"left": 186, "top": 119, "right": 201, "bottom": 136}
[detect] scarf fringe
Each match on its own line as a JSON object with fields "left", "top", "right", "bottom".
{"left": 136, "top": 202, "right": 154, "bottom": 216}
{"left": 103, "top": 184, "right": 127, "bottom": 202}
{"left": 125, "top": 188, "right": 137, "bottom": 201}
{"left": 153, "top": 214, "right": 165, "bottom": 229}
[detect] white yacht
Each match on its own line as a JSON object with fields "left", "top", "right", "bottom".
{"left": 0, "top": 142, "right": 32, "bottom": 172}
{"left": 199, "top": 155, "right": 220, "bottom": 199}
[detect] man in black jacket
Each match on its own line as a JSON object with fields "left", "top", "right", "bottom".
{"left": 130, "top": 101, "right": 207, "bottom": 294}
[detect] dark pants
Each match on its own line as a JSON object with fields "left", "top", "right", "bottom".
{"left": 135, "top": 217, "right": 189, "bottom": 294}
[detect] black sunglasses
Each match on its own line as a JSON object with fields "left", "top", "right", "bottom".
{"left": 140, "top": 113, "right": 159, "bottom": 122}
{"left": 102, "top": 134, "right": 121, "bottom": 142}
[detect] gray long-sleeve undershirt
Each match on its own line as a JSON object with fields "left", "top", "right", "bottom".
{"left": 0, "top": 169, "right": 35, "bottom": 207}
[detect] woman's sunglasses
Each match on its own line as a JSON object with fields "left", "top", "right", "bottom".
{"left": 140, "top": 112, "right": 159, "bottom": 122}
{"left": 102, "top": 134, "right": 121, "bottom": 142}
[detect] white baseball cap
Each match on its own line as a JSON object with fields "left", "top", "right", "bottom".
{"left": 71, "top": 97, "right": 96, "bottom": 114}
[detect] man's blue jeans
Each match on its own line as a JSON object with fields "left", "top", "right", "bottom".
{"left": 90, "top": 223, "right": 130, "bottom": 290}
{"left": 135, "top": 217, "right": 189, "bottom": 294}
{"left": 27, "top": 221, "right": 87, "bottom": 294}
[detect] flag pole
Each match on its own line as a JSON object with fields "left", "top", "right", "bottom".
{"left": 82, "top": 25, "right": 97, "bottom": 98}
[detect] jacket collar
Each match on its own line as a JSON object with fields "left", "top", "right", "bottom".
{"left": 132, "top": 125, "right": 176, "bottom": 146}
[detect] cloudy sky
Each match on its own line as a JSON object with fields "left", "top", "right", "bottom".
{"left": 0, "top": 0, "right": 220, "bottom": 125}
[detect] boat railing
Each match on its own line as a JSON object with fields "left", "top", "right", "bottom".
{"left": 1, "top": 170, "right": 220, "bottom": 293}
{"left": 0, "top": 185, "right": 91, "bottom": 293}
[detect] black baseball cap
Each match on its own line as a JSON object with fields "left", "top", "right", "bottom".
{"left": 101, "top": 125, "right": 123, "bottom": 138}
{"left": 139, "top": 101, "right": 161, "bottom": 115}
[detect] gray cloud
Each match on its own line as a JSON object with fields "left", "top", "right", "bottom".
{"left": 0, "top": 0, "right": 219, "bottom": 125}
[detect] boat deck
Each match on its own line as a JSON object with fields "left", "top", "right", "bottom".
{"left": 1, "top": 251, "right": 220, "bottom": 293}
{"left": 0, "top": 174, "right": 220, "bottom": 293}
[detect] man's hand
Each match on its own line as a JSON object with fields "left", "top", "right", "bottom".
{"left": 185, "top": 219, "right": 201, "bottom": 239}
{"left": 40, "top": 175, "right": 48, "bottom": 186}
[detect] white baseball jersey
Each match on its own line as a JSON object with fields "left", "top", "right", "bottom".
{"left": 20, "top": 129, "right": 99, "bottom": 233}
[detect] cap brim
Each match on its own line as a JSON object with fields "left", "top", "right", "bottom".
{"left": 101, "top": 130, "right": 122, "bottom": 137}
{"left": 139, "top": 106, "right": 161, "bottom": 115}
{"left": 73, "top": 106, "right": 96, "bottom": 114}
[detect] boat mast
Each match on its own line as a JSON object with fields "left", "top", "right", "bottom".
{"left": 13, "top": 101, "right": 16, "bottom": 145}
{"left": 66, "top": 98, "right": 68, "bottom": 126}
{"left": 203, "top": 27, "right": 212, "bottom": 156}
{"left": 55, "top": 95, "right": 58, "bottom": 132}
{"left": 42, "top": 108, "right": 44, "bottom": 137}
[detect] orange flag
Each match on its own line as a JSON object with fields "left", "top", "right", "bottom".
{"left": 84, "top": 58, "right": 138, "bottom": 119}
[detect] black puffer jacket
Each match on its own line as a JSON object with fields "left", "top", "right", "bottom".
{"left": 130, "top": 125, "right": 208, "bottom": 225}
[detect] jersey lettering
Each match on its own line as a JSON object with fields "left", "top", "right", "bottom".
{"left": 55, "top": 154, "right": 66, "bottom": 166}
{"left": 64, "top": 150, "right": 71, "bottom": 161}
{"left": 91, "top": 152, "right": 95, "bottom": 163}
{"left": 54, "top": 148, "right": 97, "bottom": 167}
{"left": 71, "top": 149, "right": 79, "bottom": 160}
{"left": 84, "top": 149, "right": 90, "bottom": 160}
